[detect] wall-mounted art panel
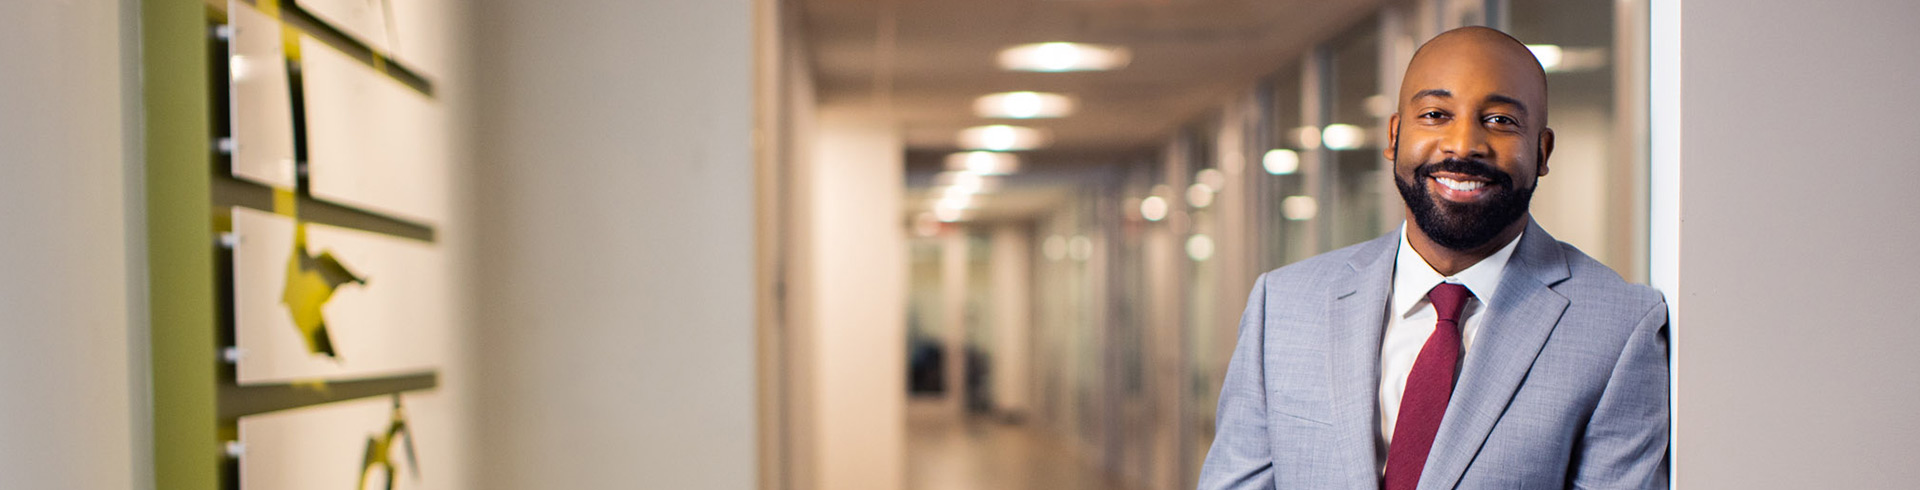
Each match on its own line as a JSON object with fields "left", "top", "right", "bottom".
{"left": 232, "top": 207, "right": 448, "bottom": 384}
{"left": 295, "top": 0, "right": 392, "bottom": 52}
{"left": 228, "top": 0, "right": 298, "bottom": 189}
{"left": 386, "top": 0, "right": 451, "bottom": 78}
{"left": 239, "top": 392, "right": 457, "bottom": 490}
{"left": 300, "top": 36, "right": 447, "bottom": 224}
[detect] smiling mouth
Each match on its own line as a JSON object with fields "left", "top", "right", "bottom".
{"left": 1434, "top": 176, "right": 1486, "bottom": 191}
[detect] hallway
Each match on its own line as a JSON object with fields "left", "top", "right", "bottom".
{"left": 908, "top": 403, "right": 1143, "bottom": 490}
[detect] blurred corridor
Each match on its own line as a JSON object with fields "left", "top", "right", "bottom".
{"left": 8, "top": 0, "right": 1918, "bottom": 488}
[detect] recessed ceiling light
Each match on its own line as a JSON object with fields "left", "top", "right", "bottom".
{"left": 957, "top": 125, "right": 1049, "bottom": 151}
{"left": 933, "top": 171, "right": 1000, "bottom": 194}
{"left": 974, "top": 91, "right": 1076, "bottom": 119}
{"left": 944, "top": 151, "right": 1021, "bottom": 175}
{"left": 1526, "top": 44, "right": 1610, "bottom": 73}
{"left": 998, "top": 42, "right": 1131, "bottom": 72}
{"left": 1263, "top": 149, "right": 1300, "bottom": 175}
{"left": 1321, "top": 124, "right": 1367, "bottom": 151}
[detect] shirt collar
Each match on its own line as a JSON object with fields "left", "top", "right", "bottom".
{"left": 1390, "top": 222, "right": 1525, "bottom": 318}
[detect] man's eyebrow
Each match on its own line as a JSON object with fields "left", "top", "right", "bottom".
{"left": 1411, "top": 89, "right": 1451, "bottom": 100}
{"left": 1485, "top": 93, "right": 1531, "bottom": 117}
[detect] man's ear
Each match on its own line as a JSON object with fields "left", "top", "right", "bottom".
{"left": 1383, "top": 113, "right": 1400, "bottom": 162}
{"left": 1536, "top": 127, "right": 1555, "bottom": 177}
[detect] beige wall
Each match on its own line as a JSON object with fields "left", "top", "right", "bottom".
{"left": 802, "top": 109, "right": 907, "bottom": 490}
{"left": 989, "top": 225, "right": 1033, "bottom": 416}
{"left": 1665, "top": 0, "right": 1920, "bottom": 487}
{"left": 0, "top": 0, "right": 143, "bottom": 488}
{"left": 469, "top": 0, "right": 757, "bottom": 488}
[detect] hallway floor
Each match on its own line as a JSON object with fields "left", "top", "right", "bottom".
{"left": 907, "top": 402, "right": 1142, "bottom": 490}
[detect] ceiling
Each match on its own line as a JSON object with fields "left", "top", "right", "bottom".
{"left": 799, "top": 0, "right": 1386, "bottom": 168}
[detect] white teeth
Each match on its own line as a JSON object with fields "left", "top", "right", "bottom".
{"left": 1435, "top": 177, "right": 1485, "bottom": 191}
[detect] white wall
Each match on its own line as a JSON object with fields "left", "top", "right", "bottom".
{"left": 989, "top": 225, "right": 1033, "bottom": 416}
{"left": 1665, "top": 0, "right": 1920, "bottom": 487}
{"left": 0, "top": 0, "right": 142, "bottom": 488}
{"left": 469, "top": 0, "right": 757, "bottom": 488}
{"left": 803, "top": 109, "right": 907, "bottom": 490}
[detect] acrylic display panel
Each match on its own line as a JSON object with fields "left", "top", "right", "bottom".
{"left": 239, "top": 392, "right": 457, "bottom": 490}
{"left": 385, "top": 0, "right": 452, "bottom": 78}
{"left": 300, "top": 35, "right": 447, "bottom": 224}
{"left": 228, "top": 0, "right": 298, "bottom": 189}
{"left": 231, "top": 207, "right": 448, "bottom": 384}
{"left": 294, "top": 0, "right": 392, "bottom": 52}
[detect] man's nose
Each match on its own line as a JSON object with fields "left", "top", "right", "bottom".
{"left": 1440, "top": 120, "right": 1490, "bottom": 160}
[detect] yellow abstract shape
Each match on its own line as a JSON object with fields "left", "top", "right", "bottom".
{"left": 360, "top": 395, "right": 418, "bottom": 490}
{"left": 281, "top": 222, "right": 365, "bottom": 359}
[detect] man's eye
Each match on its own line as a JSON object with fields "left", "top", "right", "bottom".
{"left": 1485, "top": 115, "right": 1517, "bottom": 126}
{"left": 1419, "top": 111, "right": 1447, "bottom": 119}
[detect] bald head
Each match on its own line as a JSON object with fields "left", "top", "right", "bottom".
{"left": 1384, "top": 26, "right": 1556, "bottom": 257}
{"left": 1400, "top": 26, "right": 1550, "bottom": 126}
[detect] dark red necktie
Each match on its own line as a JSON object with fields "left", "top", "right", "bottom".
{"left": 1383, "top": 283, "right": 1472, "bottom": 490}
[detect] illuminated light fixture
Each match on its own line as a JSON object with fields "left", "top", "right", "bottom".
{"left": 974, "top": 91, "right": 1076, "bottom": 119}
{"left": 1292, "top": 126, "right": 1322, "bottom": 150}
{"left": 1187, "top": 183, "right": 1215, "bottom": 209}
{"left": 1321, "top": 124, "right": 1367, "bottom": 151}
{"left": 1140, "top": 196, "right": 1169, "bottom": 221}
{"left": 934, "top": 205, "right": 966, "bottom": 223}
{"left": 958, "top": 125, "right": 1049, "bottom": 151}
{"left": 944, "top": 151, "right": 1021, "bottom": 175}
{"left": 1196, "top": 168, "right": 1226, "bottom": 190}
{"left": 1526, "top": 44, "right": 1610, "bottom": 73}
{"left": 998, "top": 42, "right": 1132, "bottom": 72}
{"left": 1043, "top": 235, "right": 1068, "bottom": 261}
{"left": 1068, "top": 235, "right": 1093, "bottom": 261}
{"left": 1282, "top": 195, "right": 1318, "bottom": 221}
{"left": 1186, "top": 234, "right": 1215, "bottom": 262}
{"left": 1263, "top": 149, "right": 1301, "bottom": 175}
{"left": 933, "top": 171, "right": 1000, "bottom": 194}
{"left": 1527, "top": 44, "right": 1564, "bottom": 72}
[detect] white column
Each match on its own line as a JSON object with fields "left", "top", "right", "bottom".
{"left": 470, "top": 0, "right": 757, "bottom": 488}
{"left": 0, "top": 1, "right": 140, "bottom": 488}
{"left": 801, "top": 109, "right": 907, "bottom": 490}
{"left": 1658, "top": 1, "right": 1920, "bottom": 487}
{"left": 988, "top": 224, "right": 1032, "bottom": 418}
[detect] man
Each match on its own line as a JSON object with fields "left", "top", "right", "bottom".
{"left": 1197, "top": 26, "right": 1669, "bottom": 490}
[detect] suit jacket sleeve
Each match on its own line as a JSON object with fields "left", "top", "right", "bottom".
{"left": 1571, "top": 298, "right": 1671, "bottom": 489}
{"left": 1198, "top": 272, "right": 1275, "bottom": 490}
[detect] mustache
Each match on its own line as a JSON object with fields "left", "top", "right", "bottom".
{"left": 1413, "top": 158, "right": 1513, "bottom": 187}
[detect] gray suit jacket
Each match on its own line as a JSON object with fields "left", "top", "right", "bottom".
{"left": 1198, "top": 221, "right": 1669, "bottom": 490}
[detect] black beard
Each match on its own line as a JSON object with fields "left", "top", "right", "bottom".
{"left": 1393, "top": 155, "right": 1535, "bottom": 251}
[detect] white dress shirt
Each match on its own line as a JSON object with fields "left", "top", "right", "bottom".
{"left": 1375, "top": 223, "right": 1524, "bottom": 469}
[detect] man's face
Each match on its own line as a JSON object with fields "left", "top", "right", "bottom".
{"left": 1385, "top": 30, "right": 1554, "bottom": 251}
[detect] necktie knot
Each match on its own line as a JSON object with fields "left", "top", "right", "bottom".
{"left": 1428, "top": 283, "right": 1472, "bottom": 323}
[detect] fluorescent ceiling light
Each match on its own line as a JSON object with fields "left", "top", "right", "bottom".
{"left": 957, "top": 125, "right": 1049, "bottom": 151}
{"left": 1292, "top": 126, "right": 1322, "bottom": 150}
{"left": 975, "top": 91, "right": 1076, "bottom": 119}
{"left": 1186, "top": 234, "right": 1215, "bottom": 261}
{"left": 1321, "top": 124, "right": 1367, "bottom": 151}
{"left": 1527, "top": 44, "right": 1610, "bottom": 73}
{"left": 998, "top": 42, "right": 1131, "bottom": 72}
{"left": 1527, "top": 44, "right": 1564, "bottom": 71}
{"left": 1263, "top": 149, "right": 1300, "bottom": 175}
{"left": 944, "top": 151, "right": 1021, "bottom": 175}
{"left": 933, "top": 171, "right": 1000, "bottom": 194}
{"left": 1140, "top": 195, "right": 1169, "bottom": 222}
{"left": 1282, "top": 195, "right": 1318, "bottom": 220}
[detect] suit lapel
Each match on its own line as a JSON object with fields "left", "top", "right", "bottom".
{"left": 1326, "top": 231, "right": 1399, "bottom": 488}
{"left": 1419, "top": 221, "right": 1572, "bottom": 490}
